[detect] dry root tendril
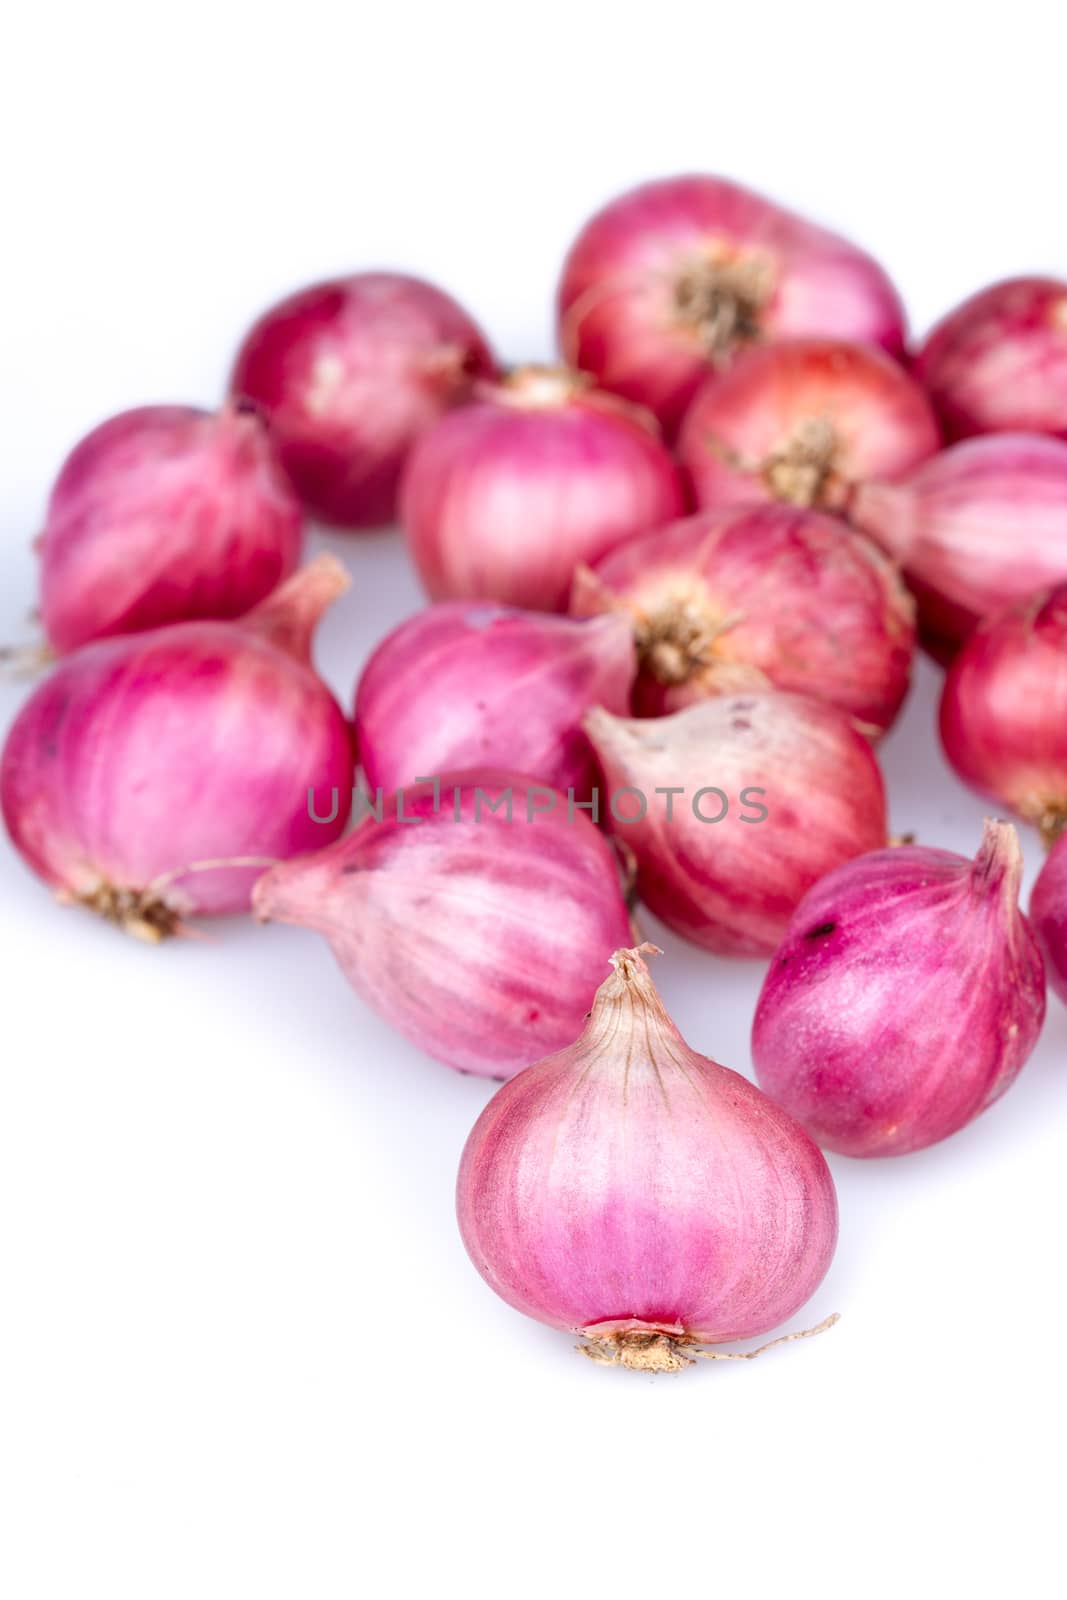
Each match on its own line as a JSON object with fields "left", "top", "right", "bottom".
{"left": 577, "top": 1312, "right": 840, "bottom": 1374}
{"left": 673, "top": 256, "right": 772, "bottom": 365}
{"left": 71, "top": 884, "right": 184, "bottom": 943}
{"left": 638, "top": 601, "right": 746, "bottom": 687}
{"left": 1038, "top": 806, "right": 1067, "bottom": 849}
{"left": 763, "top": 416, "right": 842, "bottom": 509}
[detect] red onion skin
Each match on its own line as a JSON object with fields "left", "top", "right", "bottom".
{"left": 400, "top": 369, "right": 687, "bottom": 612}
{"left": 852, "top": 433, "right": 1067, "bottom": 646}
{"left": 1, "top": 557, "right": 353, "bottom": 931}
{"left": 230, "top": 272, "right": 497, "bottom": 528}
{"left": 752, "top": 823, "right": 1046, "bottom": 1158}
{"left": 457, "top": 946, "right": 837, "bottom": 1354}
{"left": 678, "top": 339, "right": 940, "bottom": 513}
{"left": 39, "top": 405, "right": 303, "bottom": 653}
{"left": 252, "top": 774, "right": 633, "bottom": 1078}
{"left": 939, "top": 587, "right": 1067, "bottom": 842}
{"left": 584, "top": 695, "right": 888, "bottom": 957}
{"left": 570, "top": 504, "right": 915, "bottom": 733}
{"left": 1031, "top": 835, "right": 1067, "bottom": 1006}
{"left": 354, "top": 604, "right": 634, "bottom": 799}
{"left": 557, "top": 175, "right": 906, "bottom": 437}
{"left": 915, "top": 277, "right": 1067, "bottom": 442}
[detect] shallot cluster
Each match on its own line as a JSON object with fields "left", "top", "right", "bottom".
{"left": 5, "top": 164, "right": 1064, "bottom": 1377}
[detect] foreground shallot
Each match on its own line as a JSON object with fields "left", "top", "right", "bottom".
{"left": 584, "top": 695, "right": 887, "bottom": 955}
{"left": 252, "top": 774, "right": 633, "bottom": 1077}
{"left": 1, "top": 556, "right": 353, "bottom": 936}
{"left": 678, "top": 339, "right": 939, "bottom": 513}
{"left": 939, "top": 585, "right": 1067, "bottom": 844}
{"left": 852, "top": 433, "right": 1067, "bottom": 646}
{"left": 571, "top": 504, "right": 915, "bottom": 732}
{"left": 752, "top": 822, "right": 1046, "bottom": 1157}
{"left": 557, "top": 174, "right": 906, "bottom": 435}
{"left": 915, "top": 277, "right": 1067, "bottom": 442}
{"left": 230, "top": 271, "right": 497, "bottom": 527}
{"left": 457, "top": 945, "right": 838, "bottom": 1372}
{"left": 354, "top": 604, "right": 635, "bottom": 797}
{"left": 38, "top": 404, "right": 303, "bottom": 653}
{"left": 401, "top": 366, "right": 686, "bottom": 611}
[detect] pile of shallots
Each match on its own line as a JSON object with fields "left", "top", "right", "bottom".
{"left": 4, "top": 174, "right": 1066, "bottom": 1375}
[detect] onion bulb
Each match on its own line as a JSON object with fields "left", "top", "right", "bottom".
{"left": 1, "top": 556, "right": 353, "bottom": 937}
{"left": 915, "top": 277, "right": 1067, "bottom": 442}
{"left": 853, "top": 433, "right": 1067, "bottom": 646}
{"left": 571, "top": 503, "right": 915, "bottom": 734}
{"left": 253, "top": 773, "right": 633, "bottom": 1078}
{"left": 678, "top": 338, "right": 939, "bottom": 513}
{"left": 939, "top": 584, "right": 1067, "bottom": 845}
{"left": 458, "top": 944, "right": 838, "bottom": 1371}
{"left": 400, "top": 366, "right": 686, "bottom": 611}
{"left": 39, "top": 404, "right": 302, "bottom": 653}
{"left": 354, "top": 603, "right": 635, "bottom": 798}
{"left": 584, "top": 694, "right": 888, "bottom": 955}
{"left": 230, "top": 272, "right": 497, "bottom": 528}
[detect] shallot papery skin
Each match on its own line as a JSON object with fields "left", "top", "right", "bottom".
{"left": 457, "top": 946, "right": 838, "bottom": 1370}
{"left": 752, "top": 822, "right": 1046, "bottom": 1158}
{"left": 556, "top": 174, "right": 906, "bottom": 436}
{"left": 252, "top": 774, "right": 633, "bottom": 1078}
{"left": 1031, "top": 835, "right": 1067, "bottom": 1006}
{"left": 570, "top": 504, "right": 915, "bottom": 734}
{"left": 915, "top": 277, "right": 1067, "bottom": 442}
{"left": 678, "top": 339, "right": 940, "bottom": 514}
{"left": 0, "top": 556, "right": 353, "bottom": 938}
{"left": 400, "top": 366, "right": 686, "bottom": 612}
{"left": 354, "top": 604, "right": 635, "bottom": 798}
{"left": 583, "top": 695, "right": 888, "bottom": 956}
{"left": 939, "top": 586, "right": 1067, "bottom": 845}
{"left": 230, "top": 272, "right": 497, "bottom": 528}
{"left": 852, "top": 433, "right": 1067, "bottom": 646}
{"left": 39, "top": 404, "right": 303, "bottom": 653}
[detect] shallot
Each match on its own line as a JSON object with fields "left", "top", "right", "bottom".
{"left": 571, "top": 503, "right": 915, "bottom": 733}
{"left": 557, "top": 174, "right": 906, "bottom": 436}
{"left": 252, "top": 773, "right": 633, "bottom": 1077}
{"left": 583, "top": 694, "right": 887, "bottom": 956}
{"left": 1031, "top": 835, "right": 1067, "bottom": 1006}
{"left": 1, "top": 556, "right": 353, "bottom": 937}
{"left": 354, "top": 604, "right": 635, "bottom": 798}
{"left": 457, "top": 944, "right": 838, "bottom": 1371}
{"left": 852, "top": 433, "right": 1067, "bottom": 646}
{"left": 38, "top": 404, "right": 302, "bottom": 653}
{"left": 678, "top": 338, "right": 940, "bottom": 513}
{"left": 400, "top": 366, "right": 686, "bottom": 611}
{"left": 915, "top": 277, "right": 1067, "bottom": 441}
{"left": 752, "top": 822, "right": 1046, "bottom": 1157}
{"left": 230, "top": 272, "right": 496, "bottom": 527}
{"left": 939, "top": 585, "right": 1067, "bottom": 844}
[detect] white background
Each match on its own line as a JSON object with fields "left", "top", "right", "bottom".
{"left": 2, "top": 4, "right": 1065, "bottom": 1596}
